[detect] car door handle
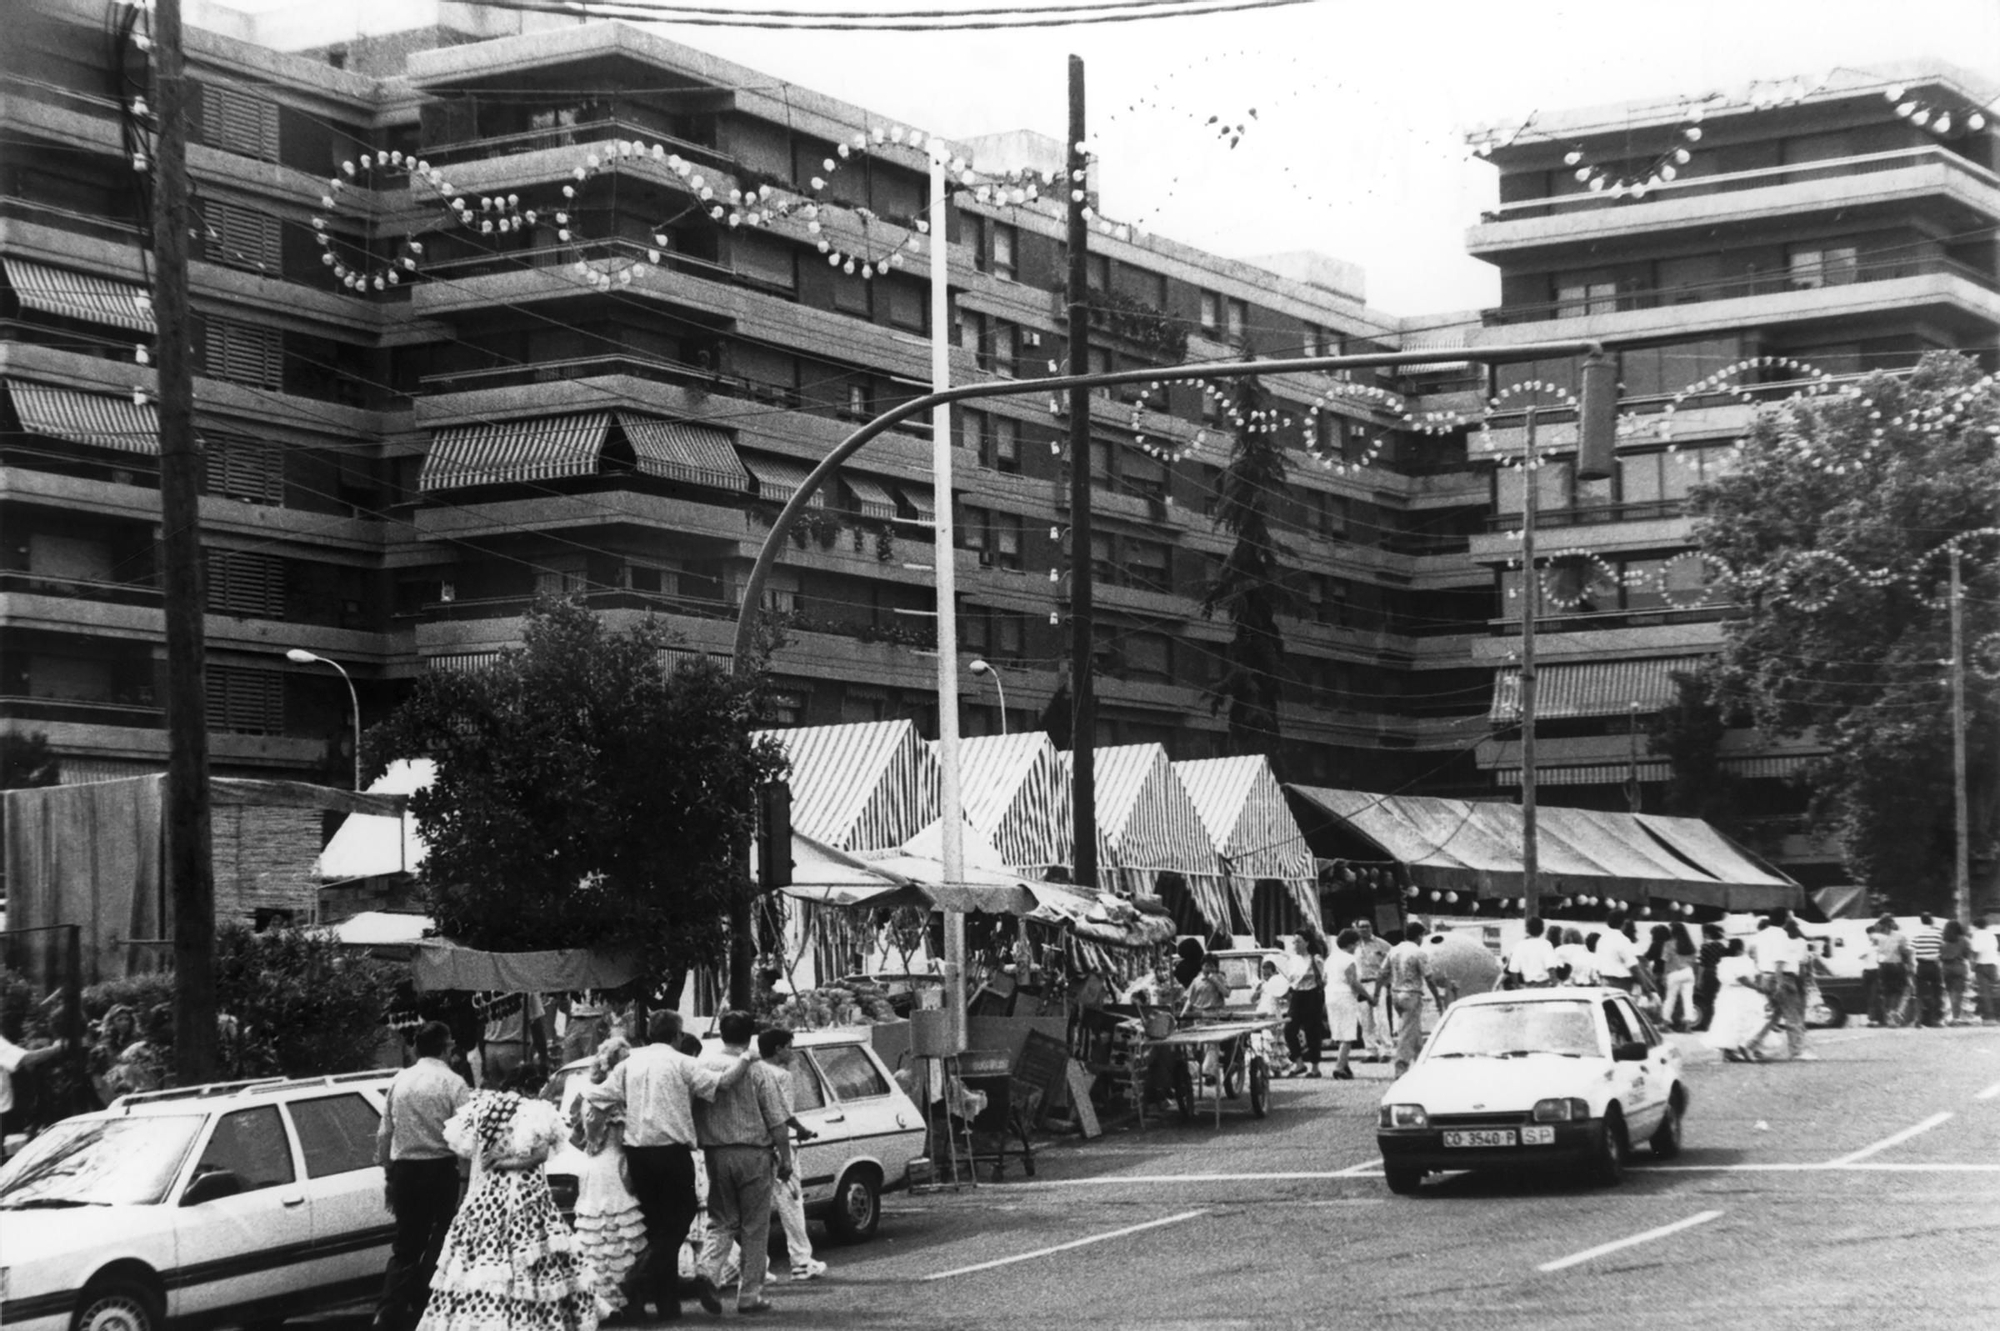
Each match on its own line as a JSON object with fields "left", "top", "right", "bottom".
{"left": 823, "top": 1114, "right": 846, "bottom": 1123}
{"left": 281, "top": 1194, "right": 306, "bottom": 1208}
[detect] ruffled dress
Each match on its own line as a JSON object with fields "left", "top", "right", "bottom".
{"left": 568, "top": 1101, "right": 645, "bottom": 1314}
{"left": 1703, "top": 955, "right": 1770, "bottom": 1053}
{"left": 418, "top": 1094, "right": 599, "bottom": 1331}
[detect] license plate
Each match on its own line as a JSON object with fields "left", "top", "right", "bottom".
{"left": 1521, "top": 1125, "right": 1556, "bottom": 1145}
{"left": 1443, "top": 1129, "right": 1516, "bottom": 1148}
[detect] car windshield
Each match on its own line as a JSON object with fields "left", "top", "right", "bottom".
{"left": 0, "top": 1114, "right": 206, "bottom": 1208}
{"left": 1426, "top": 1002, "right": 1602, "bottom": 1060}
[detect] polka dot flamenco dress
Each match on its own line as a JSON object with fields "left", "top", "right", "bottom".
{"left": 418, "top": 1093, "right": 599, "bottom": 1331}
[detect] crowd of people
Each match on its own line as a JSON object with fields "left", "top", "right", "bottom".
{"left": 374, "top": 1009, "right": 827, "bottom": 1331}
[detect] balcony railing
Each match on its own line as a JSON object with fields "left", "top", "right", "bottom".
{"left": 0, "top": 571, "right": 162, "bottom": 606}
{"left": 420, "top": 120, "right": 738, "bottom": 176}
{"left": 415, "top": 588, "right": 736, "bottom": 623}
{"left": 1486, "top": 499, "right": 1687, "bottom": 531}
{"left": 1479, "top": 144, "right": 2000, "bottom": 225}
{"left": 1483, "top": 253, "right": 1998, "bottom": 327}
{"left": 0, "top": 193, "right": 146, "bottom": 247}
{"left": 1489, "top": 602, "right": 1735, "bottom": 634}
{"left": 0, "top": 694, "right": 162, "bottom": 727}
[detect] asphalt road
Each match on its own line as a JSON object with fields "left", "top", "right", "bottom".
{"left": 658, "top": 1025, "right": 2000, "bottom": 1330}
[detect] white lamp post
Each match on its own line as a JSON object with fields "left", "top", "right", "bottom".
{"left": 284, "top": 648, "right": 359, "bottom": 790}
{"left": 967, "top": 658, "right": 1008, "bottom": 734}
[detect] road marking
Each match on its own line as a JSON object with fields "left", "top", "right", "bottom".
{"left": 1826, "top": 1111, "right": 1954, "bottom": 1166}
{"left": 1653, "top": 1161, "right": 2000, "bottom": 1173}
{"left": 1536, "top": 1210, "right": 1723, "bottom": 1273}
{"left": 1977, "top": 1079, "right": 2000, "bottom": 1101}
{"left": 1332, "top": 1157, "right": 1384, "bottom": 1177}
{"left": 1029, "top": 1169, "right": 1377, "bottom": 1186}
{"left": 922, "top": 1209, "right": 1207, "bottom": 1280}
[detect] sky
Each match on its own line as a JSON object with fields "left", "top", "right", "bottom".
{"left": 251, "top": 0, "right": 2000, "bottom": 319}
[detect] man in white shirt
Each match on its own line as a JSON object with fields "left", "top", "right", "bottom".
{"left": 1503, "top": 917, "right": 1558, "bottom": 989}
{"left": 0, "top": 1031, "right": 68, "bottom": 1164}
{"left": 1750, "top": 913, "right": 1812, "bottom": 1060}
{"left": 1971, "top": 914, "right": 1999, "bottom": 1025}
{"left": 1593, "top": 911, "right": 1659, "bottom": 999}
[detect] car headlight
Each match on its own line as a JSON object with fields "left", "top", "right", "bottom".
{"left": 1379, "top": 1103, "right": 1430, "bottom": 1129}
{"left": 1532, "top": 1097, "right": 1591, "bottom": 1122}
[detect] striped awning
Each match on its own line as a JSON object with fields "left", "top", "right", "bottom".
{"left": 3, "top": 258, "right": 155, "bottom": 335}
{"left": 1496, "top": 762, "right": 1671, "bottom": 787}
{"left": 1087, "top": 744, "right": 1222, "bottom": 878}
{"left": 1489, "top": 658, "right": 1688, "bottom": 722}
{"left": 419, "top": 412, "right": 611, "bottom": 492}
{"left": 427, "top": 653, "right": 501, "bottom": 673}
{"left": 742, "top": 454, "right": 825, "bottom": 509}
{"left": 752, "top": 719, "right": 939, "bottom": 853}
{"left": 844, "top": 473, "right": 899, "bottom": 520}
{"left": 944, "top": 732, "right": 1073, "bottom": 872}
{"left": 8, "top": 381, "right": 159, "bottom": 453}
{"left": 1174, "top": 754, "right": 1319, "bottom": 926}
{"left": 897, "top": 483, "right": 936, "bottom": 522}
{"left": 616, "top": 413, "right": 749, "bottom": 491}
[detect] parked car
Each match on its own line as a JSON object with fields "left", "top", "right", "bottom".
{"left": 542, "top": 1027, "right": 926, "bottom": 1243}
{"left": 0, "top": 1071, "right": 397, "bottom": 1331}
{"left": 1376, "top": 987, "right": 1688, "bottom": 1195}
{"left": 1204, "top": 948, "right": 1287, "bottom": 1011}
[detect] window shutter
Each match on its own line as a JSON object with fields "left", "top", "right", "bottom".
{"left": 204, "top": 202, "right": 283, "bottom": 273}
{"left": 206, "top": 665, "right": 287, "bottom": 733}
{"left": 203, "top": 433, "right": 285, "bottom": 505}
{"left": 200, "top": 84, "right": 281, "bottom": 162}
{"left": 205, "top": 550, "right": 287, "bottom": 617}
{"left": 204, "top": 318, "right": 283, "bottom": 390}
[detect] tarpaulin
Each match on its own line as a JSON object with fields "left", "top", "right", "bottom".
{"left": 412, "top": 941, "right": 640, "bottom": 993}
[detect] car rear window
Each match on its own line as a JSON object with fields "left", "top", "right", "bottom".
{"left": 811, "top": 1045, "right": 889, "bottom": 1101}
{"left": 194, "top": 1105, "right": 295, "bottom": 1193}
{"left": 288, "top": 1093, "right": 382, "bottom": 1177}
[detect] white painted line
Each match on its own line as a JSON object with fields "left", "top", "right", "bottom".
{"left": 923, "top": 1209, "right": 1207, "bottom": 1280}
{"left": 1029, "top": 1170, "right": 1372, "bottom": 1186}
{"left": 1654, "top": 1161, "right": 2000, "bottom": 1174}
{"left": 1331, "top": 1157, "right": 1384, "bottom": 1177}
{"left": 1826, "top": 1111, "right": 1954, "bottom": 1166}
{"left": 1536, "top": 1210, "right": 1723, "bottom": 1273}
{"left": 1976, "top": 1079, "right": 2000, "bottom": 1101}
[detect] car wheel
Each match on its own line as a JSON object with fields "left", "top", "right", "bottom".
{"left": 1806, "top": 997, "right": 1848, "bottom": 1029}
{"left": 1172, "top": 1060, "right": 1195, "bottom": 1122}
{"left": 73, "top": 1276, "right": 163, "bottom": 1331}
{"left": 824, "top": 1166, "right": 881, "bottom": 1244}
{"left": 1650, "top": 1094, "right": 1684, "bottom": 1160}
{"left": 1589, "top": 1110, "right": 1628, "bottom": 1186}
{"left": 1248, "top": 1057, "right": 1270, "bottom": 1119}
{"left": 1383, "top": 1165, "right": 1424, "bottom": 1196}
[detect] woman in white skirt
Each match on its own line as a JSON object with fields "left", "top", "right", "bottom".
{"left": 1702, "top": 939, "right": 1771, "bottom": 1062}
{"left": 568, "top": 1040, "right": 645, "bottom": 1319}
{"left": 1322, "top": 929, "right": 1366, "bottom": 1081}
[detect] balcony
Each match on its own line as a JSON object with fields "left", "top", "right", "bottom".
{"left": 0, "top": 694, "right": 162, "bottom": 729}
{"left": 421, "top": 120, "right": 737, "bottom": 177}
{"left": 0, "top": 570, "right": 159, "bottom": 608}
{"left": 1470, "top": 145, "right": 2000, "bottom": 253}
{"left": 415, "top": 587, "right": 738, "bottom": 625}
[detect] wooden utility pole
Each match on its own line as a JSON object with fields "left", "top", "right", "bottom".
{"left": 1065, "top": 55, "right": 1097, "bottom": 891}
{"left": 1952, "top": 546, "right": 1971, "bottom": 925}
{"left": 154, "top": 0, "right": 218, "bottom": 1085}
{"left": 1518, "top": 407, "right": 1540, "bottom": 923}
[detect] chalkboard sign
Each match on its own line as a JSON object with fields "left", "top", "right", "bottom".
{"left": 1013, "top": 1029, "right": 1070, "bottom": 1123}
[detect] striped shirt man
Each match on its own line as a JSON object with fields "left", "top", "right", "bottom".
{"left": 1909, "top": 919, "right": 1944, "bottom": 962}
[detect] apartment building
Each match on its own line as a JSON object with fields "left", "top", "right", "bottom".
{"left": 1461, "top": 62, "right": 2000, "bottom": 882}
{"left": 0, "top": 0, "right": 1492, "bottom": 798}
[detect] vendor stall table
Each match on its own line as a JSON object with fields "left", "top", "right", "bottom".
{"left": 1147, "top": 1018, "right": 1281, "bottom": 1128}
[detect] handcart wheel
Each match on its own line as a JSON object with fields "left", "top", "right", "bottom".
{"left": 1172, "top": 1059, "right": 1195, "bottom": 1122}
{"left": 1248, "top": 1056, "right": 1270, "bottom": 1119}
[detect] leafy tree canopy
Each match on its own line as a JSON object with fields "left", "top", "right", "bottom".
{"left": 364, "top": 598, "right": 786, "bottom": 975}
{"left": 1202, "top": 375, "right": 1296, "bottom": 761}
{"left": 1689, "top": 351, "right": 2000, "bottom": 908}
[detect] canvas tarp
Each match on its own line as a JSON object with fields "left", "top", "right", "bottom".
{"left": 1635, "top": 815, "right": 1800, "bottom": 911}
{"left": 412, "top": 941, "right": 640, "bottom": 993}
{"left": 3, "top": 778, "right": 163, "bottom": 986}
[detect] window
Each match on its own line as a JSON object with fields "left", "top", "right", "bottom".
{"left": 1310, "top": 576, "right": 1346, "bottom": 627}
{"left": 1305, "top": 323, "right": 1337, "bottom": 358}
{"left": 1088, "top": 439, "right": 1114, "bottom": 487}
{"left": 192, "top": 1106, "right": 294, "bottom": 1194}
{"left": 991, "top": 512, "right": 1023, "bottom": 571}
{"left": 203, "top": 434, "right": 284, "bottom": 505}
{"left": 202, "top": 318, "right": 284, "bottom": 391}
{"left": 787, "top": 1059, "right": 826, "bottom": 1111}
{"left": 831, "top": 271, "right": 871, "bottom": 316}
{"left": 207, "top": 665, "right": 286, "bottom": 734}
{"left": 287, "top": 1094, "right": 380, "bottom": 1178}
{"left": 844, "top": 381, "right": 873, "bottom": 421}
{"left": 1788, "top": 245, "right": 1858, "bottom": 290}
{"left": 811, "top": 1044, "right": 890, "bottom": 1101}
{"left": 1118, "top": 449, "right": 1167, "bottom": 501}
{"left": 1309, "top": 490, "right": 1349, "bottom": 540}
{"left": 203, "top": 202, "right": 282, "bottom": 274}
{"left": 992, "top": 611, "right": 1026, "bottom": 662}
{"left": 1225, "top": 298, "right": 1248, "bottom": 344}
{"left": 1086, "top": 253, "right": 1109, "bottom": 291}
{"left": 1618, "top": 452, "right": 1663, "bottom": 505}
{"left": 734, "top": 234, "right": 796, "bottom": 291}
{"left": 1495, "top": 460, "right": 1573, "bottom": 515}
{"left": 882, "top": 278, "right": 924, "bottom": 331}
{"left": 985, "top": 221, "right": 1016, "bottom": 281}
{"left": 1089, "top": 532, "right": 1115, "bottom": 583}
{"left": 205, "top": 550, "right": 286, "bottom": 617}
{"left": 1126, "top": 540, "right": 1170, "bottom": 592}
{"left": 1554, "top": 280, "right": 1618, "bottom": 317}
{"left": 1198, "top": 290, "right": 1221, "bottom": 331}
{"left": 629, "top": 561, "right": 680, "bottom": 598}
{"left": 984, "top": 415, "right": 1019, "bottom": 473}
{"left": 1124, "top": 633, "right": 1172, "bottom": 683}
{"left": 1601, "top": 1000, "right": 1634, "bottom": 1047}
{"left": 199, "top": 84, "right": 280, "bottom": 162}
{"left": 760, "top": 570, "right": 797, "bottom": 614}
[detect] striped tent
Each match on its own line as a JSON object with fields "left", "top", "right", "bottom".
{"left": 1070, "top": 744, "right": 1230, "bottom": 930}
{"left": 754, "top": 719, "right": 939, "bottom": 853}
{"left": 933, "top": 732, "right": 1073, "bottom": 874}
{"left": 1174, "top": 756, "right": 1320, "bottom": 931}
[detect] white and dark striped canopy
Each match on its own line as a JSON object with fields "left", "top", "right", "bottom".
{"left": 8, "top": 381, "right": 159, "bottom": 453}
{"left": 1175, "top": 755, "right": 1320, "bottom": 928}
{"left": 755, "top": 719, "right": 939, "bottom": 853}
{"left": 617, "top": 413, "right": 748, "bottom": 491}
{"left": 3, "top": 258, "right": 155, "bottom": 335}
{"left": 741, "top": 454, "right": 826, "bottom": 509}
{"left": 420, "top": 412, "right": 611, "bottom": 491}
{"left": 843, "top": 472, "right": 899, "bottom": 521}
{"left": 941, "top": 732, "right": 1073, "bottom": 872}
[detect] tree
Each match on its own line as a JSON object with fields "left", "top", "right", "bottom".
{"left": 1201, "top": 375, "right": 1296, "bottom": 761}
{"left": 364, "top": 598, "right": 787, "bottom": 980}
{"left": 1647, "top": 671, "right": 1739, "bottom": 832}
{"left": 1688, "top": 351, "right": 2000, "bottom": 910}
{"left": 0, "top": 732, "right": 60, "bottom": 789}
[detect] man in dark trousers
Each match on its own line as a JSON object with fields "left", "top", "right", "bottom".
{"left": 374, "top": 1021, "right": 471, "bottom": 1331}
{"left": 585, "top": 1009, "right": 756, "bottom": 1319}
{"left": 696, "top": 1011, "right": 793, "bottom": 1316}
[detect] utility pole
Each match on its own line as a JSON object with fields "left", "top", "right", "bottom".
{"left": 1952, "top": 546, "right": 1971, "bottom": 925}
{"left": 1065, "top": 55, "right": 1097, "bottom": 891}
{"left": 930, "top": 139, "right": 967, "bottom": 1034}
{"left": 154, "top": 0, "right": 218, "bottom": 1086}
{"left": 1518, "top": 406, "right": 1540, "bottom": 923}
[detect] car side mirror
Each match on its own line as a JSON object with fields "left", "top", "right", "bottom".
{"left": 1612, "top": 1041, "right": 1648, "bottom": 1063}
{"left": 181, "top": 1169, "right": 244, "bottom": 1206}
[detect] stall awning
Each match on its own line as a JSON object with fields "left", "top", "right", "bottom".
{"left": 844, "top": 473, "right": 899, "bottom": 520}
{"left": 617, "top": 413, "right": 748, "bottom": 491}
{"left": 419, "top": 412, "right": 610, "bottom": 491}
{"left": 1496, "top": 763, "right": 1671, "bottom": 786}
{"left": 1174, "top": 755, "right": 1318, "bottom": 924}
{"left": 9, "top": 381, "right": 159, "bottom": 453}
{"left": 3, "top": 258, "right": 155, "bottom": 335}
{"left": 1635, "top": 814, "right": 1798, "bottom": 910}
{"left": 897, "top": 483, "right": 936, "bottom": 522}
{"left": 412, "top": 940, "right": 640, "bottom": 993}
{"left": 1490, "top": 659, "right": 1687, "bottom": 721}
{"left": 752, "top": 719, "right": 937, "bottom": 852}
{"left": 742, "top": 454, "right": 826, "bottom": 508}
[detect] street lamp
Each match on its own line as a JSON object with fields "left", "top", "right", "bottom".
{"left": 967, "top": 658, "right": 1008, "bottom": 735}
{"left": 283, "top": 648, "right": 359, "bottom": 790}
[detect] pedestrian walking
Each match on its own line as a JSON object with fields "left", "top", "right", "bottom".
{"left": 1250, "top": 961, "right": 1297, "bottom": 1076}
{"left": 583, "top": 1011, "right": 754, "bottom": 1319}
{"left": 1748, "top": 914, "right": 1811, "bottom": 1060}
{"left": 1502, "top": 917, "right": 1557, "bottom": 989}
{"left": 1910, "top": 913, "right": 1946, "bottom": 1027}
{"left": 1282, "top": 933, "right": 1328, "bottom": 1078}
{"left": 1554, "top": 926, "right": 1598, "bottom": 987}
{"left": 1940, "top": 920, "right": 1973, "bottom": 1025}
{"left": 1592, "top": 911, "right": 1659, "bottom": 1001}
{"left": 694, "top": 1011, "right": 792, "bottom": 1317}
{"left": 1349, "top": 918, "right": 1392, "bottom": 1061}
{"left": 1694, "top": 923, "right": 1726, "bottom": 1031}
{"left": 374, "top": 1021, "right": 473, "bottom": 1331}
{"left": 567, "top": 1038, "right": 645, "bottom": 1319}
{"left": 1382, "top": 925, "right": 1449, "bottom": 1076}
{"left": 1659, "top": 922, "right": 1699, "bottom": 1032}
{"left": 1703, "top": 940, "right": 1767, "bottom": 1062}
{"left": 757, "top": 1028, "right": 827, "bottom": 1282}
{"left": 1872, "top": 915, "right": 1913, "bottom": 1025}
{"left": 415, "top": 1090, "right": 598, "bottom": 1331}
{"left": 1972, "top": 914, "right": 2000, "bottom": 1024}
{"left": 1322, "top": 930, "right": 1366, "bottom": 1080}
{"left": 1859, "top": 923, "right": 1884, "bottom": 1027}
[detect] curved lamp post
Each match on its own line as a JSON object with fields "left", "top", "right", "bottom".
{"left": 283, "top": 648, "right": 359, "bottom": 790}
{"left": 967, "top": 658, "right": 1008, "bottom": 735}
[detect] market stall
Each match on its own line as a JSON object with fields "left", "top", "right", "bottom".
{"left": 1072, "top": 744, "right": 1230, "bottom": 932}
{"left": 1174, "top": 755, "right": 1321, "bottom": 937}
{"left": 942, "top": 732, "right": 1074, "bottom": 875}
{"left": 753, "top": 719, "right": 940, "bottom": 853}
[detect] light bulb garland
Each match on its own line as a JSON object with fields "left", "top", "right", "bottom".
{"left": 1971, "top": 630, "right": 2000, "bottom": 683}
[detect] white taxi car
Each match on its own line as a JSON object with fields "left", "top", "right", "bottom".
{"left": 0, "top": 1071, "right": 397, "bottom": 1331}
{"left": 1375, "top": 987, "right": 1686, "bottom": 1195}
{"left": 544, "top": 1027, "right": 926, "bottom": 1243}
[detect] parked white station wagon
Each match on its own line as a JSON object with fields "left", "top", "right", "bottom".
{"left": 0, "top": 1071, "right": 397, "bottom": 1331}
